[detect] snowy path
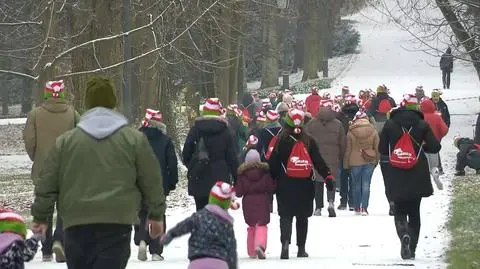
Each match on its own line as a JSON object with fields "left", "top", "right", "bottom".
{"left": 22, "top": 3, "right": 480, "bottom": 269}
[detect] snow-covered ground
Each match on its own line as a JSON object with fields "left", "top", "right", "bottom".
{"left": 0, "top": 117, "right": 27, "bottom": 125}
{"left": 10, "top": 1, "right": 480, "bottom": 269}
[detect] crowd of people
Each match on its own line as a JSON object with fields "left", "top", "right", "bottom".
{"left": 2, "top": 75, "right": 480, "bottom": 269}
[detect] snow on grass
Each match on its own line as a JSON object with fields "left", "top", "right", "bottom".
{"left": 0, "top": 117, "right": 27, "bottom": 125}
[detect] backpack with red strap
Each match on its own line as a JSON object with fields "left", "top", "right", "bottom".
{"left": 282, "top": 135, "right": 313, "bottom": 178}
{"left": 377, "top": 99, "right": 392, "bottom": 113}
{"left": 389, "top": 126, "right": 423, "bottom": 169}
{"left": 264, "top": 128, "right": 281, "bottom": 160}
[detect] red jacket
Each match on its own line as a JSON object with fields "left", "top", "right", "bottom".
{"left": 420, "top": 99, "right": 448, "bottom": 141}
{"left": 305, "top": 94, "right": 321, "bottom": 116}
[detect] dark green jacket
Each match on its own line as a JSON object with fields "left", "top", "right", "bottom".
{"left": 31, "top": 107, "right": 166, "bottom": 229}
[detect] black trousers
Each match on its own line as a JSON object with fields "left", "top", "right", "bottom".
{"left": 280, "top": 216, "right": 308, "bottom": 247}
{"left": 314, "top": 181, "right": 335, "bottom": 209}
{"left": 64, "top": 224, "right": 131, "bottom": 269}
{"left": 194, "top": 196, "right": 209, "bottom": 211}
{"left": 42, "top": 214, "right": 64, "bottom": 255}
{"left": 134, "top": 210, "right": 166, "bottom": 255}
{"left": 442, "top": 70, "right": 451, "bottom": 89}
{"left": 394, "top": 198, "right": 422, "bottom": 253}
{"left": 380, "top": 161, "right": 391, "bottom": 202}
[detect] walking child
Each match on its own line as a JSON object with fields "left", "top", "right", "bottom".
{"left": 236, "top": 150, "right": 276, "bottom": 259}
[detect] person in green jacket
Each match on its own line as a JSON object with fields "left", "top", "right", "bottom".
{"left": 30, "top": 77, "right": 166, "bottom": 269}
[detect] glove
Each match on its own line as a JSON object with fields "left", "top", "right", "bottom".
{"left": 325, "top": 174, "right": 335, "bottom": 191}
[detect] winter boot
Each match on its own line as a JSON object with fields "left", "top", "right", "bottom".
{"left": 152, "top": 254, "right": 164, "bottom": 261}
{"left": 389, "top": 202, "right": 395, "bottom": 216}
{"left": 313, "top": 208, "right": 322, "bottom": 216}
{"left": 247, "top": 226, "right": 256, "bottom": 258}
{"left": 280, "top": 241, "right": 289, "bottom": 260}
{"left": 254, "top": 225, "right": 268, "bottom": 259}
{"left": 400, "top": 234, "right": 412, "bottom": 260}
{"left": 455, "top": 170, "right": 466, "bottom": 176}
{"left": 327, "top": 202, "right": 336, "bottom": 218}
{"left": 337, "top": 203, "right": 347, "bottom": 210}
{"left": 52, "top": 241, "right": 66, "bottom": 263}
{"left": 138, "top": 240, "right": 148, "bottom": 261}
{"left": 297, "top": 246, "right": 309, "bottom": 258}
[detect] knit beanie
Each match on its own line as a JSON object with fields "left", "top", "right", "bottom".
{"left": 284, "top": 108, "right": 305, "bottom": 134}
{"left": 321, "top": 92, "right": 331, "bottom": 100}
{"left": 344, "top": 94, "right": 357, "bottom": 105}
{"left": 209, "top": 181, "right": 235, "bottom": 210}
{"left": 377, "top": 84, "right": 387, "bottom": 93}
{"left": 0, "top": 209, "right": 27, "bottom": 239}
{"left": 226, "top": 104, "right": 238, "bottom": 116}
{"left": 84, "top": 77, "right": 117, "bottom": 110}
{"left": 342, "top": 86, "right": 350, "bottom": 95}
{"left": 245, "top": 149, "right": 261, "bottom": 163}
{"left": 202, "top": 98, "right": 223, "bottom": 116}
{"left": 320, "top": 99, "right": 334, "bottom": 108}
{"left": 311, "top": 87, "right": 319, "bottom": 95}
{"left": 262, "top": 99, "right": 272, "bottom": 110}
{"left": 44, "top": 80, "right": 65, "bottom": 99}
{"left": 256, "top": 112, "right": 268, "bottom": 126}
{"left": 142, "top": 108, "right": 162, "bottom": 127}
{"left": 400, "top": 94, "right": 419, "bottom": 110}
{"left": 266, "top": 110, "right": 280, "bottom": 122}
{"left": 245, "top": 135, "right": 258, "bottom": 149}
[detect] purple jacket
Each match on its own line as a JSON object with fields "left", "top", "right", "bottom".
{"left": 236, "top": 162, "right": 276, "bottom": 226}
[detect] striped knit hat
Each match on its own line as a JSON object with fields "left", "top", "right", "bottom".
{"left": 256, "top": 111, "right": 268, "bottom": 125}
{"left": 142, "top": 108, "right": 162, "bottom": 127}
{"left": 245, "top": 135, "right": 259, "bottom": 148}
{"left": 266, "top": 110, "right": 280, "bottom": 121}
{"left": 284, "top": 108, "right": 305, "bottom": 134}
{"left": 321, "top": 92, "right": 331, "bottom": 100}
{"left": 320, "top": 99, "right": 334, "bottom": 108}
{"left": 262, "top": 99, "right": 272, "bottom": 110}
{"left": 353, "top": 111, "right": 369, "bottom": 122}
{"left": 202, "top": 98, "right": 223, "bottom": 116}
{"left": 400, "top": 94, "right": 419, "bottom": 110}
{"left": 209, "top": 181, "right": 235, "bottom": 210}
{"left": 44, "top": 80, "right": 65, "bottom": 99}
{"left": 344, "top": 94, "right": 357, "bottom": 105}
{"left": 342, "top": 86, "right": 350, "bottom": 94}
{"left": 0, "top": 209, "right": 27, "bottom": 239}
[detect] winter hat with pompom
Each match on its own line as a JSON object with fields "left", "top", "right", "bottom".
{"left": 245, "top": 135, "right": 258, "bottom": 148}
{"left": 344, "top": 94, "right": 357, "bottom": 105}
{"left": 202, "top": 98, "right": 223, "bottom": 116}
{"left": 431, "top": 89, "right": 442, "bottom": 98}
{"left": 0, "top": 209, "right": 27, "bottom": 239}
{"left": 352, "top": 111, "right": 369, "bottom": 122}
{"left": 262, "top": 99, "right": 272, "bottom": 110}
{"left": 209, "top": 181, "right": 236, "bottom": 210}
{"left": 284, "top": 108, "right": 305, "bottom": 134}
{"left": 142, "top": 108, "right": 162, "bottom": 127}
{"left": 226, "top": 104, "right": 238, "bottom": 116}
{"left": 245, "top": 149, "right": 261, "bottom": 163}
{"left": 321, "top": 92, "right": 332, "bottom": 100}
{"left": 44, "top": 80, "right": 65, "bottom": 99}
{"left": 256, "top": 111, "right": 268, "bottom": 126}
{"left": 311, "top": 87, "right": 319, "bottom": 95}
{"left": 266, "top": 110, "right": 280, "bottom": 122}
{"left": 84, "top": 77, "right": 117, "bottom": 109}
{"left": 400, "top": 94, "right": 419, "bottom": 110}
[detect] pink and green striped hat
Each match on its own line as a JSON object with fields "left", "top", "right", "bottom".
{"left": 0, "top": 208, "right": 27, "bottom": 238}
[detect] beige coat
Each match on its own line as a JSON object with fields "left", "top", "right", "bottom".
{"left": 344, "top": 118, "right": 379, "bottom": 168}
{"left": 23, "top": 99, "right": 80, "bottom": 184}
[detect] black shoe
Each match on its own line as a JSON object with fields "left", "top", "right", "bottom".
{"left": 337, "top": 204, "right": 347, "bottom": 210}
{"left": 400, "top": 235, "right": 412, "bottom": 260}
{"left": 297, "top": 246, "right": 309, "bottom": 258}
{"left": 455, "top": 170, "right": 466, "bottom": 176}
{"left": 280, "top": 241, "right": 289, "bottom": 260}
{"left": 389, "top": 202, "right": 395, "bottom": 216}
{"left": 328, "top": 205, "right": 336, "bottom": 218}
{"left": 409, "top": 252, "right": 416, "bottom": 260}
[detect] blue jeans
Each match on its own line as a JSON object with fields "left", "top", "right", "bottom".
{"left": 339, "top": 167, "right": 353, "bottom": 207}
{"left": 351, "top": 164, "right": 375, "bottom": 209}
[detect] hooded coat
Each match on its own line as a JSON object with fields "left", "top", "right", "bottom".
{"left": 336, "top": 103, "right": 360, "bottom": 134}
{"left": 305, "top": 107, "right": 346, "bottom": 178}
{"left": 420, "top": 99, "right": 448, "bottom": 142}
{"left": 433, "top": 98, "right": 450, "bottom": 128}
{"left": 235, "top": 162, "right": 276, "bottom": 226}
{"left": 139, "top": 124, "right": 178, "bottom": 196}
{"left": 344, "top": 118, "right": 379, "bottom": 168}
{"left": 440, "top": 48, "right": 453, "bottom": 72}
{"left": 379, "top": 108, "right": 441, "bottom": 202}
{"left": 23, "top": 99, "right": 80, "bottom": 184}
{"left": 227, "top": 115, "right": 248, "bottom": 159}
{"left": 255, "top": 122, "right": 282, "bottom": 161}
{"left": 182, "top": 116, "right": 239, "bottom": 197}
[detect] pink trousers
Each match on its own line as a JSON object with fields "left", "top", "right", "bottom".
{"left": 188, "top": 257, "right": 228, "bottom": 269}
{"left": 247, "top": 225, "right": 268, "bottom": 257}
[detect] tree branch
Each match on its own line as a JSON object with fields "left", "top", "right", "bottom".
{"left": 0, "top": 21, "right": 42, "bottom": 26}
{"left": 0, "top": 69, "right": 38, "bottom": 80}
{"left": 32, "top": 0, "right": 55, "bottom": 70}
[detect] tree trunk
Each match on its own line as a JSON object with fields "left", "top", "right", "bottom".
{"left": 21, "top": 67, "right": 33, "bottom": 114}
{"left": 214, "top": 6, "right": 233, "bottom": 105}
{"left": 261, "top": 8, "right": 280, "bottom": 88}
{"left": 301, "top": 0, "right": 321, "bottom": 82}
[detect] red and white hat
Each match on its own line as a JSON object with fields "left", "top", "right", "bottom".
{"left": 400, "top": 94, "right": 418, "bottom": 107}
{"left": 295, "top": 100, "right": 305, "bottom": 111}
{"left": 256, "top": 111, "right": 268, "bottom": 124}
{"left": 342, "top": 86, "right": 350, "bottom": 92}
{"left": 262, "top": 99, "right": 272, "bottom": 110}
{"left": 227, "top": 104, "right": 238, "bottom": 111}
{"left": 44, "top": 80, "right": 65, "bottom": 99}
{"left": 320, "top": 99, "right": 334, "bottom": 108}
{"left": 344, "top": 94, "right": 357, "bottom": 105}
{"left": 353, "top": 111, "right": 369, "bottom": 121}
{"left": 321, "top": 92, "right": 331, "bottom": 100}
{"left": 356, "top": 98, "right": 364, "bottom": 108}
{"left": 311, "top": 87, "right": 319, "bottom": 94}
{"left": 234, "top": 108, "right": 243, "bottom": 118}
{"left": 266, "top": 110, "right": 280, "bottom": 121}
{"left": 285, "top": 108, "right": 305, "bottom": 134}
{"left": 333, "top": 104, "right": 341, "bottom": 112}
{"left": 142, "top": 108, "right": 162, "bottom": 127}
{"left": 203, "top": 98, "right": 223, "bottom": 114}
{"left": 246, "top": 135, "right": 259, "bottom": 147}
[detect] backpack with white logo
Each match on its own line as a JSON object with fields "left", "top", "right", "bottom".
{"left": 283, "top": 135, "right": 313, "bottom": 178}
{"left": 389, "top": 127, "right": 422, "bottom": 169}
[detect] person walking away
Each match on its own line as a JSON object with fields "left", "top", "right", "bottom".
{"left": 344, "top": 112, "right": 379, "bottom": 216}
{"left": 160, "top": 182, "right": 239, "bottom": 269}
{"left": 268, "top": 109, "right": 333, "bottom": 259}
{"left": 0, "top": 209, "right": 40, "bottom": 269}
{"left": 236, "top": 150, "right": 276, "bottom": 259}
{"left": 30, "top": 77, "right": 166, "bottom": 269}
{"left": 276, "top": 93, "right": 294, "bottom": 124}
{"left": 415, "top": 86, "right": 426, "bottom": 103}
{"left": 305, "top": 87, "right": 321, "bottom": 117}
{"left": 256, "top": 110, "right": 282, "bottom": 161}
{"left": 305, "top": 100, "right": 346, "bottom": 217}
{"left": 453, "top": 137, "right": 480, "bottom": 176}
{"left": 242, "top": 135, "right": 260, "bottom": 162}
{"left": 268, "top": 91, "right": 279, "bottom": 108}
{"left": 183, "top": 98, "right": 239, "bottom": 211}
{"left": 368, "top": 84, "right": 397, "bottom": 133}
{"left": 420, "top": 99, "right": 448, "bottom": 190}
{"left": 379, "top": 94, "right": 441, "bottom": 260}
{"left": 440, "top": 47, "right": 454, "bottom": 89}
{"left": 241, "top": 93, "right": 259, "bottom": 133}
{"left": 431, "top": 89, "right": 450, "bottom": 174}
{"left": 226, "top": 104, "right": 249, "bottom": 161}
{"left": 23, "top": 80, "right": 80, "bottom": 263}
{"left": 134, "top": 109, "right": 178, "bottom": 262}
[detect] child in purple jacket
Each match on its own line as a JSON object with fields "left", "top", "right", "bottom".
{"left": 236, "top": 150, "right": 276, "bottom": 259}
{"left": 160, "top": 182, "right": 238, "bottom": 269}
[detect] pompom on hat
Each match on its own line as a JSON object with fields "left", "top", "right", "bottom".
{"left": 202, "top": 98, "right": 223, "bottom": 116}
{"left": 226, "top": 104, "right": 238, "bottom": 116}
{"left": 266, "top": 110, "right": 280, "bottom": 121}
{"left": 321, "top": 92, "right": 332, "bottom": 100}
{"left": 44, "top": 80, "right": 65, "bottom": 99}
{"left": 431, "top": 89, "right": 443, "bottom": 98}
{"left": 209, "top": 181, "right": 238, "bottom": 210}
{"left": 352, "top": 111, "right": 369, "bottom": 122}
{"left": 311, "top": 87, "right": 319, "bottom": 94}
{"left": 245, "top": 134, "right": 258, "bottom": 147}
{"left": 284, "top": 108, "right": 305, "bottom": 134}
{"left": 400, "top": 94, "right": 419, "bottom": 110}
{"left": 0, "top": 208, "right": 27, "bottom": 239}
{"left": 84, "top": 77, "right": 117, "bottom": 109}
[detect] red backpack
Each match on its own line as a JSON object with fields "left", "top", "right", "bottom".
{"left": 390, "top": 127, "right": 423, "bottom": 169}
{"left": 377, "top": 99, "right": 392, "bottom": 113}
{"left": 283, "top": 135, "right": 313, "bottom": 178}
{"left": 264, "top": 128, "right": 281, "bottom": 160}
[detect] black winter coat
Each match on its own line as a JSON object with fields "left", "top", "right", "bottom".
{"left": 440, "top": 53, "right": 453, "bottom": 72}
{"left": 337, "top": 103, "right": 360, "bottom": 134}
{"left": 140, "top": 126, "right": 178, "bottom": 196}
{"left": 183, "top": 116, "right": 239, "bottom": 197}
{"left": 379, "top": 108, "right": 441, "bottom": 202}
{"left": 455, "top": 137, "right": 480, "bottom": 171}
{"left": 268, "top": 132, "right": 331, "bottom": 217}
{"left": 368, "top": 93, "right": 397, "bottom": 122}
{"left": 434, "top": 99, "right": 450, "bottom": 128}
{"left": 255, "top": 123, "right": 282, "bottom": 161}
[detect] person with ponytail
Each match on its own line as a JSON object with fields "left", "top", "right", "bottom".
{"left": 267, "top": 109, "right": 333, "bottom": 260}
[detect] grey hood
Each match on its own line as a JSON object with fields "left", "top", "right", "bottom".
{"left": 78, "top": 107, "right": 128, "bottom": 139}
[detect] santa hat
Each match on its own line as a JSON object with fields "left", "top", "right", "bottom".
{"left": 266, "top": 110, "right": 280, "bottom": 121}
{"left": 284, "top": 108, "right": 305, "bottom": 134}
{"left": 344, "top": 94, "right": 357, "bottom": 105}
{"left": 353, "top": 111, "right": 369, "bottom": 122}
{"left": 356, "top": 99, "right": 364, "bottom": 108}
{"left": 202, "top": 98, "right": 223, "bottom": 116}
{"left": 226, "top": 104, "right": 239, "bottom": 116}
{"left": 262, "top": 99, "right": 272, "bottom": 110}
{"left": 0, "top": 208, "right": 27, "bottom": 239}
{"left": 295, "top": 100, "right": 305, "bottom": 111}
{"left": 246, "top": 135, "right": 258, "bottom": 148}
{"left": 256, "top": 111, "right": 268, "bottom": 125}
{"left": 400, "top": 94, "right": 419, "bottom": 110}
{"left": 142, "top": 108, "right": 163, "bottom": 127}
{"left": 311, "top": 87, "right": 319, "bottom": 94}
{"left": 44, "top": 80, "right": 65, "bottom": 99}
{"left": 209, "top": 181, "right": 236, "bottom": 210}
{"left": 321, "top": 92, "right": 332, "bottom": 100}
{"left": 321, "top": 99, "right": 334, "bottom": 108}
